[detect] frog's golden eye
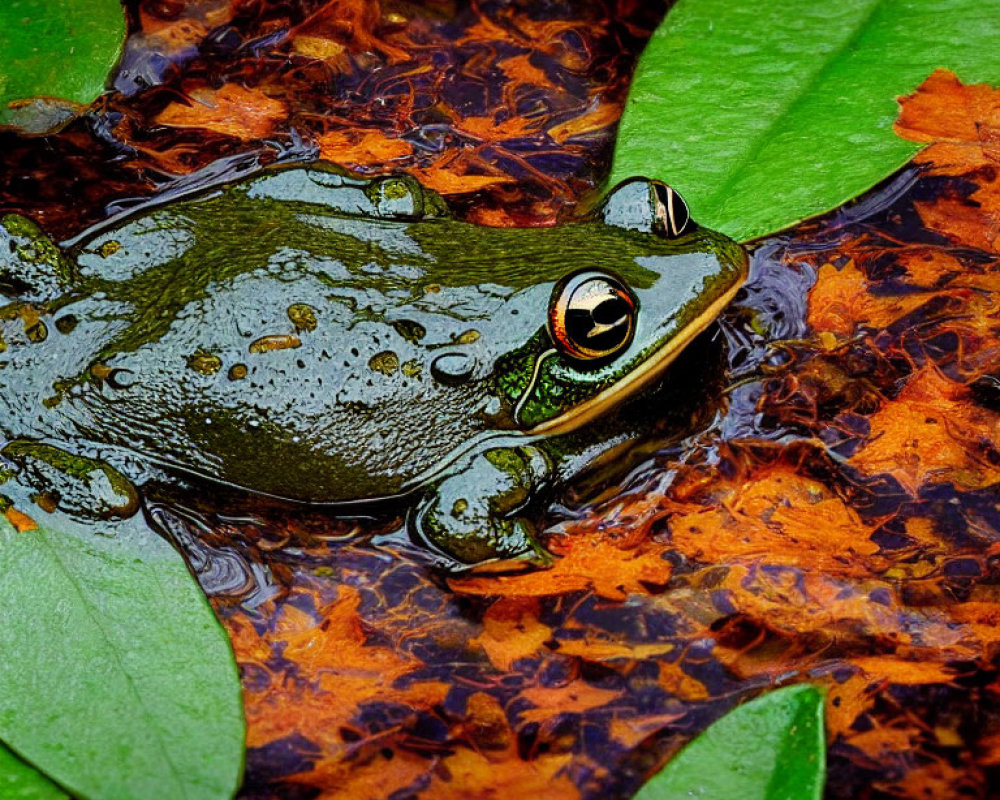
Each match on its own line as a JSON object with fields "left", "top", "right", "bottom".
{"left": 548, "top": 271, "right": 637, "bottom": 362}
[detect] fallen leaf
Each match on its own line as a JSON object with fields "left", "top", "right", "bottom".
{"left": 318, "top": 129, "right": 413, "bottom": 167}
{"left": 451, "top": 529, "right": 671, "bottom": 600}
{"left": 470, "top": 598, "right": 552, "bottom": 671}
{"left": 850, "top": 367, "right": 1000, "bottom": 493}
{"left": 155, "top": 83, "right": 287, "bottom": 140}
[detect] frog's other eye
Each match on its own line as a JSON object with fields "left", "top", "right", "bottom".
{"left": 548, "top": 271, "right": 637, "bottom": 362}
{"left": 651, "top": 181, "right": 690, "bottom": 238}
{"left": 597, "top": 177, "right": 692, "bottom": 239}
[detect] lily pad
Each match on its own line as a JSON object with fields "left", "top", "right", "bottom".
{"left": 0, "top": 512, "right": 245, "bottom": 800}
{"left": 609, "top": 0, "right": 1000, "bottom": 241}
{"left": 0, "top": 0, "right": 126, "bottom": 131}
{"left": 633, "top": 684, "right": 825, "bottom": 800}
{"left": 0, "top": 743, "right": 68, "bottom": 799}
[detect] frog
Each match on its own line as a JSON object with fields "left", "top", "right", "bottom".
{"left": 0, "top": 163, "right": 747, "bottom": 571}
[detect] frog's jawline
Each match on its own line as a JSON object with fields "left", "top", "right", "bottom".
{"left": 527, "top": 280, "right": 744, "bottom": 437}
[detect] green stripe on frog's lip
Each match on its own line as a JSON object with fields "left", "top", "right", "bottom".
{"left": 526, "top": 279, "right": 745, "bottom": 438}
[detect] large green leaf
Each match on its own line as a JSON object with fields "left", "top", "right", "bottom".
{"left": 0, "top": 513, "right": 245, "bottom": 800}
{"left": 610, "top": 0, "right": 1000, "bottom": 242}
{"left": 0, "top": 742, "right": 68, "bottom": 799}
{"left": 0, "top": 0, "right": 125, "bottom": 128}
{"left": 633, "top": 684, "right": 825, "bottom": 800}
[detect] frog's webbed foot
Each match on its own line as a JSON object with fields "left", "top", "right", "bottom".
{"left": 0, "top": 441, "right": 138, "bottom": 519}
{"left": 410, "top": 445, "right": 554, "bottom": 572}
{"left": 146, "top": 503, "right": 280, "bottom": 606}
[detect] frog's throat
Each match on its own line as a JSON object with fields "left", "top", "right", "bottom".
{"left": 526, "top": 280, "right": 744, "bottom": 438}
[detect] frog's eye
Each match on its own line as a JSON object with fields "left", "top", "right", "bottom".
{"left": 597, "top": 178, "right": 692, "bottom": 239}
{"left": 651, "top": 182, "right": 691, "bottom": 238}
{"left": 548, "top": 271, "right": 637, "bottom": 362}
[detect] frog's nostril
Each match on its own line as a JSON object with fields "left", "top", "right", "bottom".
{"left": 107, "top": 368, "right": 136, "bottom": 390}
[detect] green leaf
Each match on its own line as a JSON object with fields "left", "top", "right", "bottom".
{"left": 0, "top": 742, "right": 68, "bottom": 799}
{"left": 609, "top": 0, "right": 1000, "bottom": 242}
{"left": 0, "top": 513, "right": 245, "bottom": 800}
{"left": 0, "top": 0, "right": 126, "bottom": 128}
{"left": 633, "top": 684, "right": 825, "bottom": 800}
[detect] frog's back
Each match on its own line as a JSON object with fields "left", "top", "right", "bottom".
{"left": 45, "top": 168, "right": 526, "bottom": 501}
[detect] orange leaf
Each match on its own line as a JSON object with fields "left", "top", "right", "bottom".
{"left": 850, "top": 367, "right": 1000, "bottom": 493}
{"left": 807, "top": 259, "right": 944, "bottom": 336}
{"left": 155, "top": 84, "right": 287, "bottom": 140}
{"left": 547, "top": 103, "right": 620, "bottom": 144}
{"left": 411, "top": 165, "right": 515, "bottom": 195}
{"left": 666, "top": 464, "right": 880, "bottom": 571}
{"left": 497, "top": 54, "right": 557, "bottom": 90}
{"left": 895, "top": 70, "right": 1000, "bottom": 253}
{"left": 471, "top": 598, "right": 552, "bottom": 671}
{"left": 317, "top": 129, "right": 413, "bottom": 167}
{"left": 423, "top": 748, "right": 578, "bottom": 800}
{"left": 895, "top": 69, "right": 1000, "bottom": 166}
{"left": 517, "top": 681, "right": 620, "bottom": 723}
{"left": 450, "top": 529, "right": 671, "bottom": 600}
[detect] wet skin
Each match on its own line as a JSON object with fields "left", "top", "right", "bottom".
{"left": 0, "top": 165, "right": 747, "bottom": 570}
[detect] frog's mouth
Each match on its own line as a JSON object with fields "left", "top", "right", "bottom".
{"left": 525, "top": 280, "right": 743, "bottom": 437}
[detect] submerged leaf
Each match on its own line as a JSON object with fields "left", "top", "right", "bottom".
{"left": 0, "top": 512, "right": 245, "bottom": 800}
{"left": 0, "top": 0, "right": 126, "bottom": 130}
{"left": 633, "top": 684, "right": 826, "bottom": 800}
{"left": 610, "top": 0, "right": 1000, "bottom": 241}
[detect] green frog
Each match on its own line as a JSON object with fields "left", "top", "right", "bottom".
{"left": 0, "top": 164, "right": 746, "bottom": 570}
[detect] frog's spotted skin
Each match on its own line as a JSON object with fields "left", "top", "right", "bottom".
{"left": 0, "top": 165, "right": 747, "bottom": 570}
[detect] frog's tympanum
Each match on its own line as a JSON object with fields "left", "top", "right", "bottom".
{"left": 0, "top": 165, "right": 746, "bottom": 570}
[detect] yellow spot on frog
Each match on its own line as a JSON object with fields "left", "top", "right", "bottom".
{"left": 250, "top": 334, "right": 302, "bottom": 354}
{"left": 25, "top": 319, "right": 47, "bottom": 344}
{"left": 455, "top": 329, "right": 480, "bottom": 345}
{"left": 187, "top": 349, "right": 223, "bottom": 375}
{"left": 91, "top": 362, "right": 113, "bottom": 381}
{"left": 287, "top": 303, "right": 318, "bottom": 333}
{"left": 98, "top": 240, "right": 122, "bottom": 258}
{"left": 451, "top": 498, "right": 468, "bottom": 516}
{"left": 425, "top": 284, "right": 441, "bottom": 294}
{"left": 392, "top": 319, "right": 426, "bottom": 344}
{"left": 16, "top": 306, "right": 47, "bottom": 343}
{"left": 401, "top": 359, "right": 422, "bottom": 379}
{"left": 228, "top": 363, "right": 248, "bottom": 381}
{"left": 369, "top": 351, "right": 399, "bottom": 376}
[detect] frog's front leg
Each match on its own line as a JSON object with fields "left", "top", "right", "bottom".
{"left": 1, "top": 441, "right": 139, "bottom": 519}
{"left": 410, "top": 444, "right": 555, "bottom": 571}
